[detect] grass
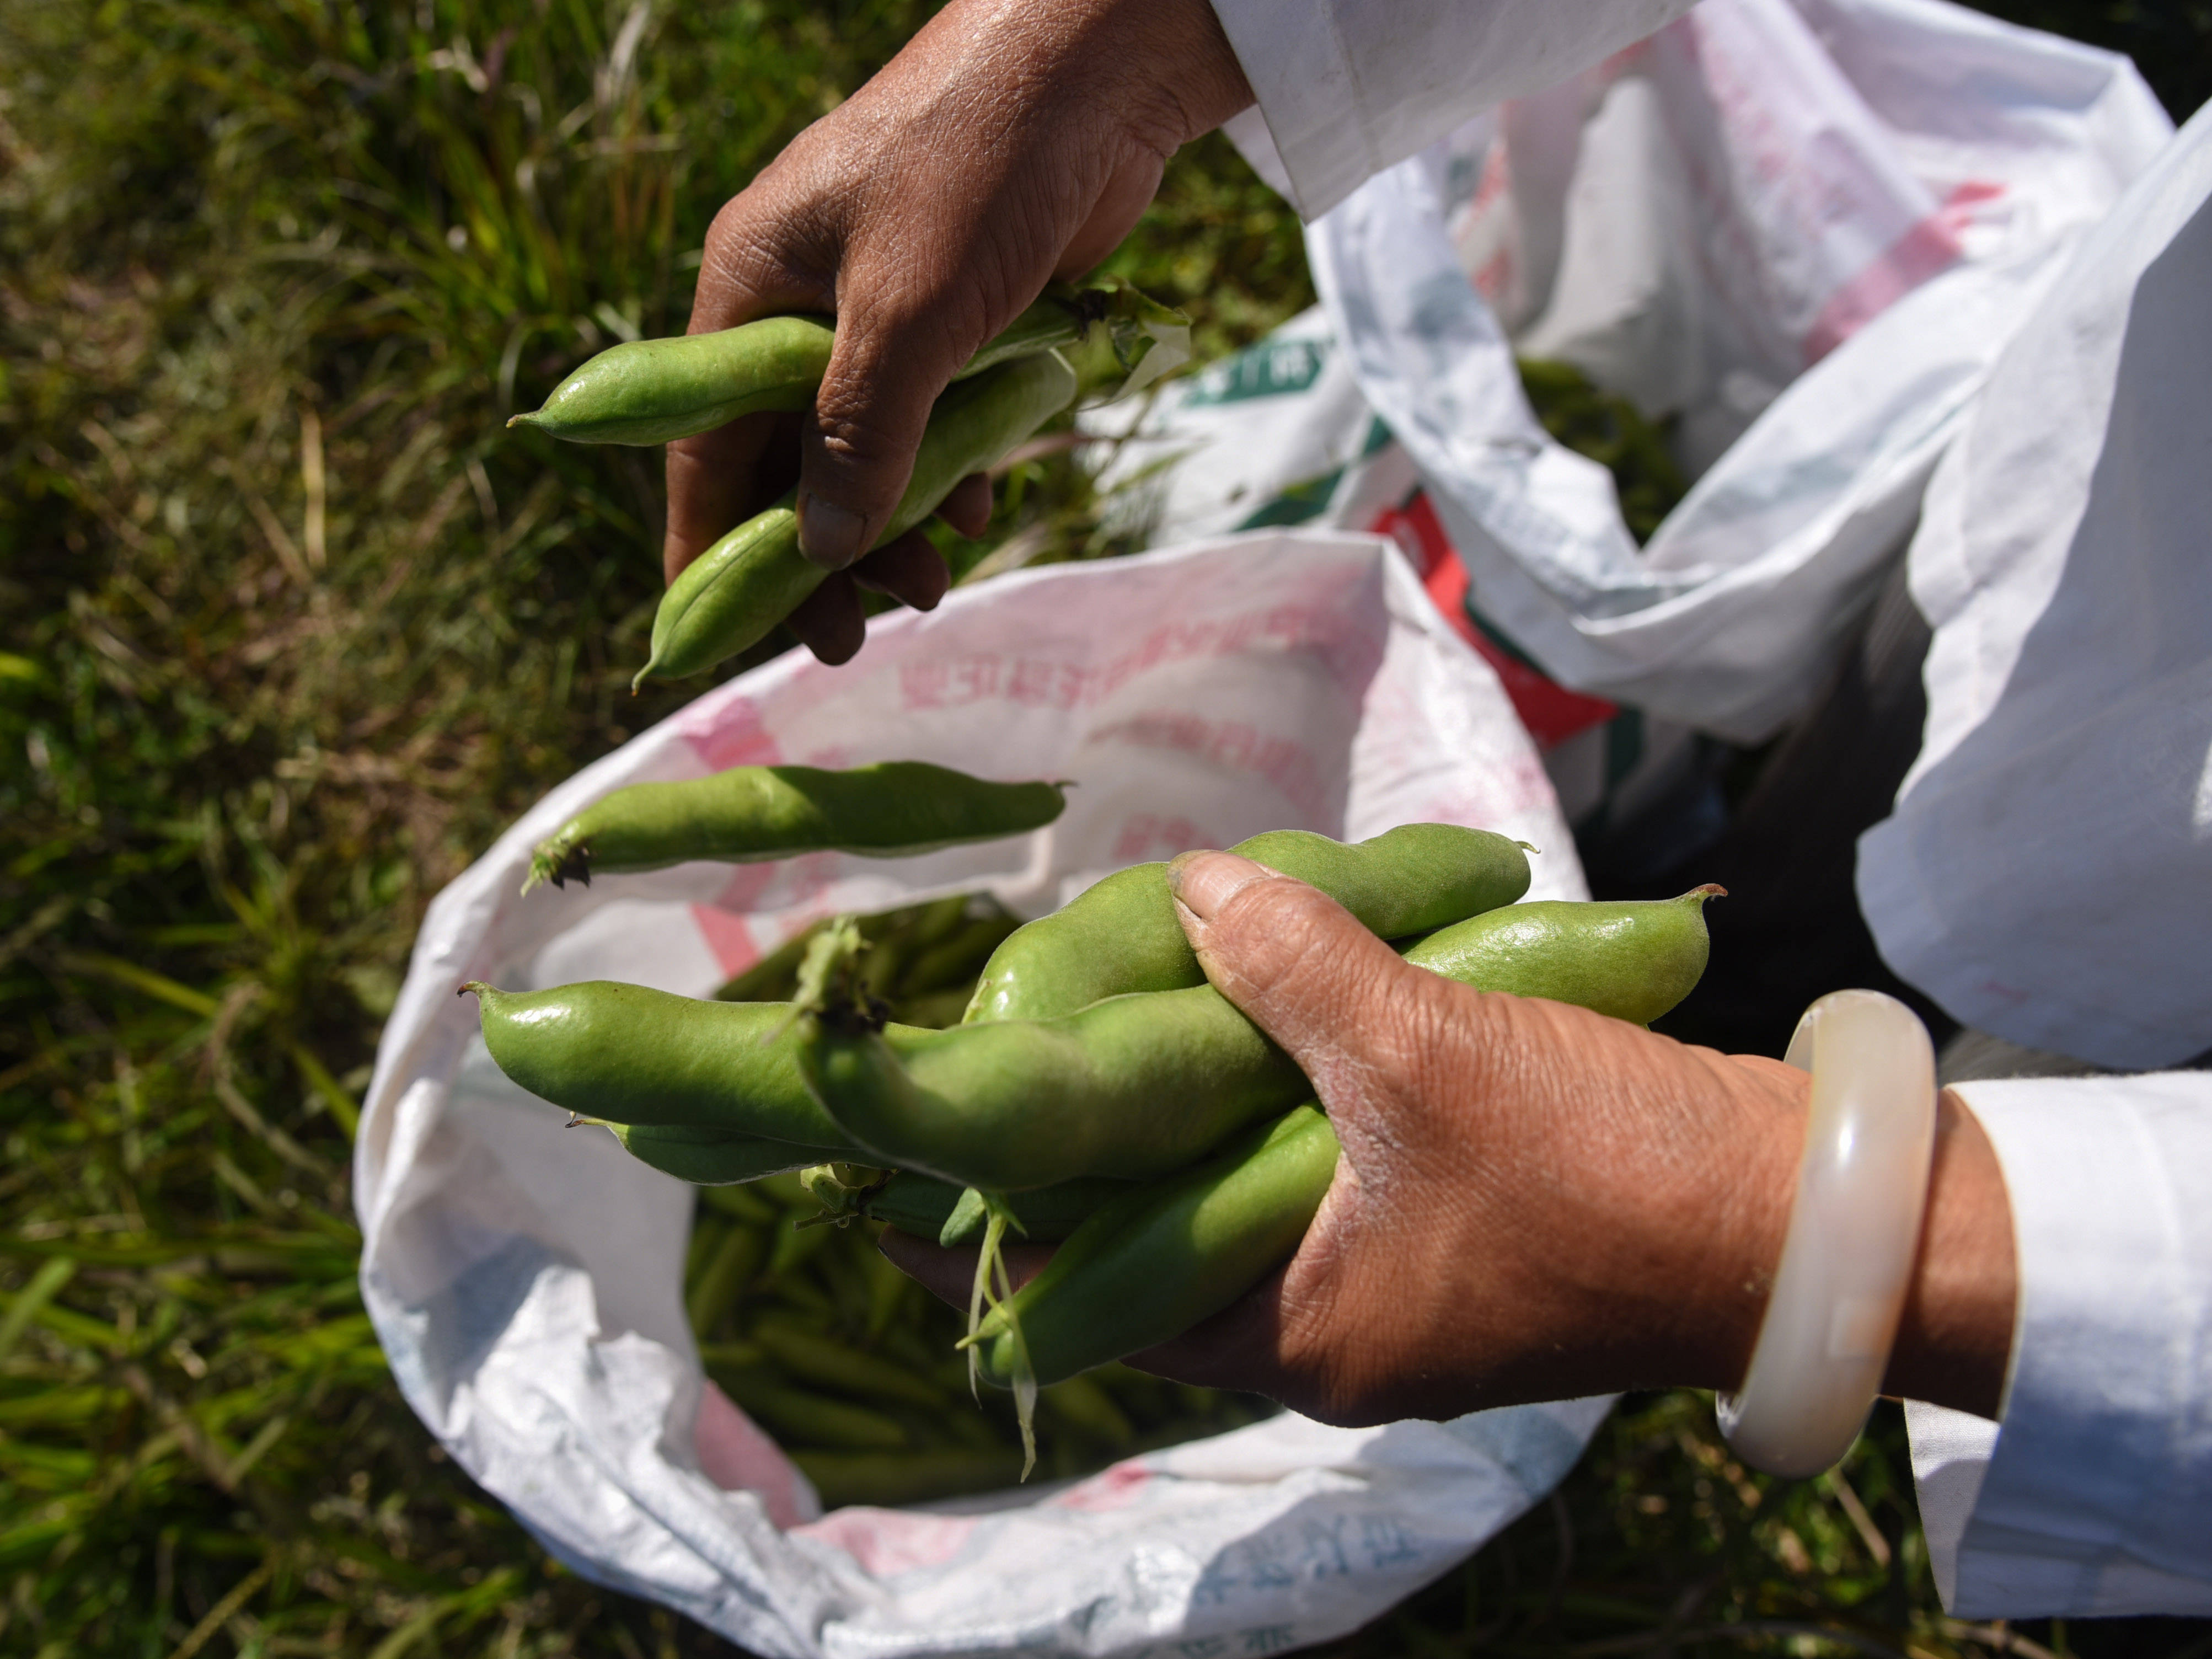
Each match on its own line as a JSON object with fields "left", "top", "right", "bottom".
{"left": 0, "top": 1, "right": 2206, "bottom": 1655}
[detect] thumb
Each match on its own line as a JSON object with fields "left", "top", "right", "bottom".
{"left": 1166, "top": 851, "right": 1438, "bottom": 1117}
{"left": 795, "top": 291, "right": 982, "bottom": 571}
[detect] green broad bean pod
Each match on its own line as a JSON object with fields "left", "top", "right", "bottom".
{"left": 712, "top": 1372, "right": 909, "bottom": 1449}
{"left": 971, "top": 1105, "right": 1338, "bottom": 1389}
{"left": 800, "top": 982, "right": 1310, "bottom": 1191}
{"left": 965, "top": 889, "right": 1725, "bottom": 1388}
{"left": 965, "top": 824, "right": 1531, "bottom": 1023}
{"left": 1400, "top": 885, "right": 1723, "bottom": 1025}
{"left": 634, "top": 349, "right": 1081, "bottom": 687}
{"left": 803, "top": 888, "right": 1722, "bottom": 1195}
{"left": 509, "top": 314, "right": 835, "bottom": 447}
{"left": 524, "top": 761, "right": 1068, "bottom": 892}
{"left": 463, "top": 980, "right": 881, "bottom": 1150}
{"left": 508, "top": 280, "right": 1185, "bottom": 449}
{"left": 750, "top": 1321, "right": 952, "bottom": 1410}
{"left": 631, "top": 499, "right": 807, "bottom": 688}
{"left": 613, "top": 1123, "right": 840, "bottom": 1186}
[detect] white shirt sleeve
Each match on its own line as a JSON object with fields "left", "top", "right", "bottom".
{"left": 1208, "top": 0, "right": 1700, "bottom": 219}
{"left": 1908, "top": 1072, "right": 2212, "bottom": 1617}
{"left": 1856, "top": 104, "right": 2212, "bottom": 1071}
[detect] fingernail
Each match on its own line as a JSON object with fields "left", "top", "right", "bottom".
{"left": 797, "top": 493, "right": 867, "bottom": 570}
{"left": 1166, "top": 850, "right": 1266, "bottom": 921}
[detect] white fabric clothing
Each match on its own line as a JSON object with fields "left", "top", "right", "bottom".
{"left": 1870, "top": 99, "right": 2212, "bottom": 1613}
{"left": 1209, "top": 0, "right": 1699, "bottom": 220}
{"left": 1208, "top": 0, "right": 2212, "bottom": 1617}
{"left": 1910, "top": 1074, "right": 2212, "bottom": 1615}
{"left": 1856, "top": 103, "right": 2212, "bottom": 1072}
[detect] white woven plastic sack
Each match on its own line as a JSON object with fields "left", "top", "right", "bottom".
{"left": 1085, "top": 303, "right": 1389, "bottom": 546}
{"left": 1223, "top": 0, "right": 2172, "bottom": 741}
{"left": 358, "top": 529, "right": 1602, "bottom": 1657}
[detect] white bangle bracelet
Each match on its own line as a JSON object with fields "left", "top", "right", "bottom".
{"left": 1716, "top": 989, "right": 1937, "bottom": 1478}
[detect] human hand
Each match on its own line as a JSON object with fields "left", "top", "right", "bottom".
{"left": 883, "top": 854, "right": 2017, "bottom": 1425}
{"left": 665, "top": 0, "right": 1254, "bottom": 663}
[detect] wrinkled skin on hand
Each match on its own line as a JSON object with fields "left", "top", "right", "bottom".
{"left": 664, "top": 0, "right": 1254, "bottom": 663}
{"left": 883, "top": 854, "right": 2017, "bottom": 1425}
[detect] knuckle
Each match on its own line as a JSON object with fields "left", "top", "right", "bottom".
{"left": 817, "top": 305, "right": 976, "bottom": 408}
{"left": 695, "top": 195, "right": 837, "bottom": 324}
{"left": 1224, "top": 882, "right": 1417, "bottom": 1026}
{"left": 808, "top": 401, "right": 923, "bottom": 468}
{"left": 1215, "top": 879, "right": 1351, "bottom": 989}
{"left": 804, "top": 421, "right": 923, "bottom": 527}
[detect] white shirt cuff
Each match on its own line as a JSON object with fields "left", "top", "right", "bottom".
{"left": 1909, "top": 1072, "right": 2212, "bottom": 1617}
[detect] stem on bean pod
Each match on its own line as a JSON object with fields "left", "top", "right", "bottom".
{"left": 959, "top": 1199, "right": 1038, "bottom": 1478}
{"left": 789, "top": 915, "right": 1049, "bottom": 1470}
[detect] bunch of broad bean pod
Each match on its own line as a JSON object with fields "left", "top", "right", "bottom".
{"left": 471, "top": 791, "right": 1720, "bottom": 1474}
{"left": 508, "top": 278, "right": 1191, "bottom": 686}
{"left": 478, "top": 283, "right": 1722, "bottom": 1483}
{"left": 785, "top": 829, "right": 1716, "bottom": 1466}
{"left": 668, "top": 897, "right": 1279, "bottom": 1505}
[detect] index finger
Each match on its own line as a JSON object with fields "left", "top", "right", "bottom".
{"left": 688, "top": 172, "right": 839, "bottom": 335}
{"left": 662, "top": 189, "right": 840, "bottom": 577}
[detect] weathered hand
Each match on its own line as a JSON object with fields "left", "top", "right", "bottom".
{"left": 883, "top": 853, "right": 2017, "bottom": 1425}
{"left": 663, "top": 0, "right": 1253, "bottom": 662}
{"left": 1137, "top": 852, "right": 2017, "bottom": 1422}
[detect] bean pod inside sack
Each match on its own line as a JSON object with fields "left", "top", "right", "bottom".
{"left": 673, "top": 1171, "right": 1265, "bottom": 1504}
{"left": 524, "top": 761, "right": 1068, "bottom": 892}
